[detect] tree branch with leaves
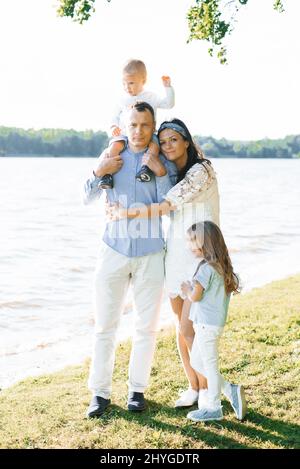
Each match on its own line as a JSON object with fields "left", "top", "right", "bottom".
{"left": 186, "top": 0, "right": 285, "bottom": 63}
{"left": 56, "top": 0, "right": 285, "bottom": 64}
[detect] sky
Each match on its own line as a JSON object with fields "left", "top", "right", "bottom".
{"left": 0, "top": 0, "right": 299, "bottom": 140}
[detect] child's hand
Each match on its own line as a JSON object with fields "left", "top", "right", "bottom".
{"left": 93, "top": 151, "right": 123, "bottom": 177}
{"left": 111, "top": 125, "right": 122, "bottom": 137}
{"left": 181, "top": 281, "right": 192, "bottom": 296}
{"left": 161, "top": 75, "right": 171, "bottom": 87}
{"left": 142, "top": 151, "right": 167, "bottom": 177}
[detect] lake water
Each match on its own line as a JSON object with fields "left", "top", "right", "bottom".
{"left": 0, "top": 157, "right": 300, "bottom": 389}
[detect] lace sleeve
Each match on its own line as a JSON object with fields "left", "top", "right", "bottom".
{"left": 164, "top": 162, "right": 216, "bottom": 208}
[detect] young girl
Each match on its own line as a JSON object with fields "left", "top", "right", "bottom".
{"left": 181, "top": 221, "right": 247, "bottom": 422}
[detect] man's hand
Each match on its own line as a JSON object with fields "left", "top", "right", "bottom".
{"left": 161, "top": 75, "right": 171, "bottom": 87}
{"left": 111, "top": 125, "right": 122, "bottom": 137}
{"left": 141, "top": 151, "right": 167, "bottom": 177}
{"left": 93, "top": 150, "right": 123, "bottom": 178}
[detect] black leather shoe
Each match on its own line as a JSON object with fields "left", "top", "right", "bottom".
{"left": 98, "top": 174, "right": 113, "bottom": 189}
{"left": 86, "top": 396, "right": 111, "bottom": 418}
{"left": 127, "top": 392, "right": 146, "bottom": 411}
{"left": 136, "top": 165, "right": 153, "bottom": 182}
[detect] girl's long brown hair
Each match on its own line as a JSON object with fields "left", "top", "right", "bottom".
{"left": 187, "top": 221, "right": 241, "bottom": 295}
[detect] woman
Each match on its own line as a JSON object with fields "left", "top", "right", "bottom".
{"left": 108, "top": 118, "right": 220, "bottom": 408}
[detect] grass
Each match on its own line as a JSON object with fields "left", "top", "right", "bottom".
{"left": 0, "top": 275, "right": 300, "bottom": 449}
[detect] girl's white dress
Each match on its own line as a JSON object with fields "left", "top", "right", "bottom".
{"left": 164, "top": 161, "right": 220, "bottom": 298}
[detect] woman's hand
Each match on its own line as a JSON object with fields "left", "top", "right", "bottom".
{"left": 105, "top": 201, "right": 128, "bottom": 222}
{"left": 105, "top": 200, "right": 150, "bottom": 221}
{"left": 142, "top": 151, "right": 167, "bottom": 177}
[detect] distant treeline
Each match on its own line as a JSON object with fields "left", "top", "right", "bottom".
{"left": 0, "top": 126, "right": 299, "bottom": 158}
{"left": 0, "top": 127, "right": 108, "bottom": 157}
{"left": 196, "top": 135, "right": 300, "bottom": 158}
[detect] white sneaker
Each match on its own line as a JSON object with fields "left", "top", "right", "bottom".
{"left": 228, "top": 384, "right": 247, "bottom": 420}
{"left": 187, "top": 406, "right": 223, "bottom": 422}
{"left": 175, "top": 388, "right": 199, "bottom": 408}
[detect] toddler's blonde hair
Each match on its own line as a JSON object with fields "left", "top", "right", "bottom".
{"left": 123, "top": 59, "right": 147, "bottom": 79}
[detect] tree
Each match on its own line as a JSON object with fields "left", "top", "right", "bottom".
{"left": 56, "top": 0, "right": 285, "bottom": 63}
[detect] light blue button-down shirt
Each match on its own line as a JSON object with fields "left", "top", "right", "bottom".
{"left": 83, "top": 145, "right": 177, "bottom": 257}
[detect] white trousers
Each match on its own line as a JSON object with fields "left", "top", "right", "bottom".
{"left": 88, "top": 244, "right": 164, "bottom": 399}
{"left": 190, "top": 323, "right": 230, "bottom": 410}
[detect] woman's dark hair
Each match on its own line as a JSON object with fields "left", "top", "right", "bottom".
{"left": 158, "top": 118, "right": 211, "bottom": 182}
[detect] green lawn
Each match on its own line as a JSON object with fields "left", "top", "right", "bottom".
{"left": 1, "top": 275, "right": 299, "bottom": 449}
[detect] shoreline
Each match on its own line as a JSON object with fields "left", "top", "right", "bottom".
{"left": 2, "top": 271, "right": 299, "bottom": 391}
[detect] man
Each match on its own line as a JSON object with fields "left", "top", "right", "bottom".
{"left": 83, "top": 102, "right": 177, "bottom": 417}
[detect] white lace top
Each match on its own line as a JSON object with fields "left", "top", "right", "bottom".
{"left": 164, "top": 161, "right": 220, "bottom": 298}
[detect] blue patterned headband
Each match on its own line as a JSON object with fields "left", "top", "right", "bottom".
{"left": 158, "top": 122, "right": 188, "bottom": 139}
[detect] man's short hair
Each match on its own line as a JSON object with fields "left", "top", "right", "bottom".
{"left": 132, "top": 101, "right": 155, "bottom": 121}
{"left": 123, "top": 59, "right": 147, "bottom": 78}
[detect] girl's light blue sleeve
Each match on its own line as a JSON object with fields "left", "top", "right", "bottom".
{"left": 194, "top": 264, "right": 212, "bottom": 290}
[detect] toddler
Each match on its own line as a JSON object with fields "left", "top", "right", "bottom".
{"left": 99, "top": 59, "right": 175, "bottom": 189}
